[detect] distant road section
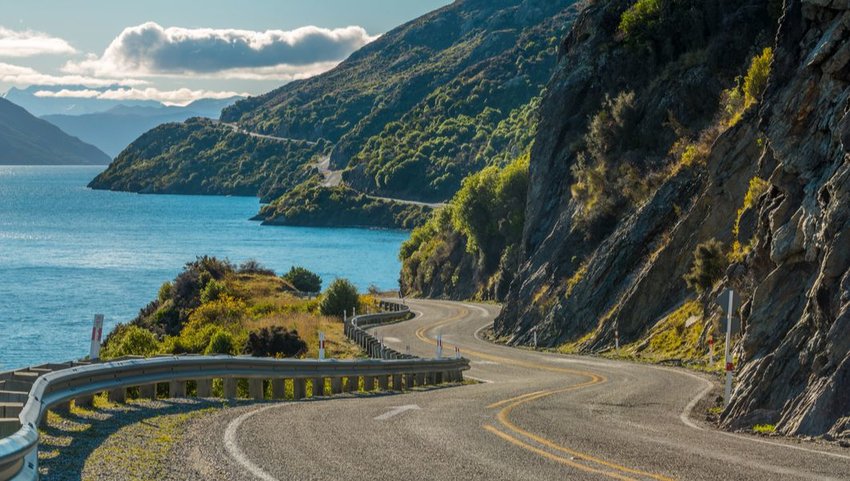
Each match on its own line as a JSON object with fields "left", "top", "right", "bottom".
{"left": 176, "top": 299, "right": 850, "bottom": 481}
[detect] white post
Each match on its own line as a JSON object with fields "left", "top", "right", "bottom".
{"left": 353, "top": 307, "right": 357, "bottom": 317}
{"left": 89, "top": 314, "right": 104, "bottom": 360}
{"left": 343, "top": 309, "right": 347, "bottom": 323}
{"left": 319, "top": 331, "right": 326, "bottom": 360}
{"left": 533, "top": 329, "right": 538, "bottom": 350}
{"left": 380, "top": 337, "right": 385, "bottom": 359}
{"left": 436, "top": 334, "right": 443, "bottom": 359}
{"left": 615, "top": 328, "right": 619, "bottom": 352}
{"left": 455, "top": 346, "right": 460, "bottom": 359}
{"left": 724, "top": 296, "right": 734, "bottom": 407}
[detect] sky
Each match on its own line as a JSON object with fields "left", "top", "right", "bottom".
{"left": 0, "top": 0, "right": 452, "bottom": 105}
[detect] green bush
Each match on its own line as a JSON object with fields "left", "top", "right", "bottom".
{"left": 619, "top": 0, "right": 662, "bottom": 40}
{"left": 319, "top": 278, "right": 359, "bottom": 316}
{"left": 101, "top": 325, "right": 161, "bottom": 359}
{"left": 243, "top": 326, "right": 307, "bottom": 358}
{"left": 743, "top": 47, "right": 773, "bottom": 107}
{"left": 283, "top": 266, "right": 322, "bottom": 293}
{"left": 684, "top": 239, "right": 726, "bottom": 293}
{"left": 205, "top": 330, "right": 236, "bottom": 355}
{"left": 200, "top": 279, "right": 227, "bottom": 303}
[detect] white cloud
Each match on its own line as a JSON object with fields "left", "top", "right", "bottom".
{"left": 64, "top": 22, "right": 377, "bottom": 78}
{"left": 0, "top": 62, "right": 145, "bottom": 87}
{"left": 0, "top": 27, "right": 76, "bottom": 57}
{"left": 33, "top": 87, "right": 248, "bottom": 106}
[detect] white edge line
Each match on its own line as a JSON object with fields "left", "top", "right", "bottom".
{"left": 224, "top": 404, "right": 284, "bottom": 481}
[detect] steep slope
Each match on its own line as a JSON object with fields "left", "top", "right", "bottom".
{"left": 42, "top": 98, "right": 239, "bottom": 157}
{"left": 478, "top": 0, "right": 847, "bottom": 438}
{"left": 0, "top": 98, "right": 111, "bottom": 165}
{"left": 404, "top": 0, "right": 850, "bottom": 438}
{"left": 90, "top": 0, "right": 579, "bottom": 227}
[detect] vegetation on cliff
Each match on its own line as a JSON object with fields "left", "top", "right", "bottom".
{"left": 400, "top": 154, "right": 529, "bottom": 300}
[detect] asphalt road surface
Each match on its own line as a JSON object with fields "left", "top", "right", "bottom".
{"left": 177, "top": 299, "right": 850, "bottom": 481}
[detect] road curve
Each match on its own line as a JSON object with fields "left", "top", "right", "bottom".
{"left": 174, "top": 300, "right": 850, "bottom": 481}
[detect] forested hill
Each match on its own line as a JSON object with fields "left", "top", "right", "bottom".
{"left": 90, "top": 0, "right": 579, "bottom": 226}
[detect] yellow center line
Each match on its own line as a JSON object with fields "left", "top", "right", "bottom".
{"left": 483, "top": 425, "right": 641, "bottom": 481}
{"left": 413, "top": 302, "right": 675, "bottom": 481}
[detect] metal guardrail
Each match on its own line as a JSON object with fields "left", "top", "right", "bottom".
{"left": 0, "top": 301, "right": 469, "bottom": 481}
{"left": 345, "top": 300, "right": 419, "bottom": 359}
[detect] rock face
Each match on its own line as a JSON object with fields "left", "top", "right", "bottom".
{"left": 489, "top": 0, "right": 850, "bottom": 436}
{"left": 722, "top": 0, "right": 850, "bottom": 437}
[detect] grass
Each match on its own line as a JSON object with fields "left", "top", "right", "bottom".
{"left": 753, "top": 423, "right": 776, "bottom": 434}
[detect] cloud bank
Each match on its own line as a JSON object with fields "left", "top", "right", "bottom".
{"left": 0, "top": 62, "right": 144, "bottom": 87}
{"left": 65, "top": 22, "right": 377, "bottom": 78}
{"left": 33, "top": 87, "right": 248, "bottom": 106}
{"left": 0, "top": 27, "right": 76, "bottom": 57}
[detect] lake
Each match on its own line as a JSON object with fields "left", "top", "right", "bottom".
{"left": 0, "top": 166, "right": 409, "bottom": 370}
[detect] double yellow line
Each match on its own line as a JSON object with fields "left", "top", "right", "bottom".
{"left": 412, "top": 302, "right": 674, "bottom": 481}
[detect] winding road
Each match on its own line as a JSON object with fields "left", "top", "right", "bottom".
{"left": 175, "top": 300, "right": 850, "bottom": 480}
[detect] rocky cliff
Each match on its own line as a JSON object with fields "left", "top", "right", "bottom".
{"left": 406, "top": 0, "right": 850, "bottom": 437}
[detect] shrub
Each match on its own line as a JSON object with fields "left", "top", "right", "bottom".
{"left": 187, "top": 294, "right": 248, "bottom": 328}
{"left": 619, "top": 0, "right": 662, "bottom": 40}
{"left": 205, "top": 330, "right": 236, "bottom": 355}
{"left": 684, "top": 239, "right": 726, "bottom": 293}
{"left": 743, "top": 48, "right": 773, "bottom": 107}
{"left": 319, "top": 278, "right": 359, "bottom": 316}
{"left": 200, "top": 279, "right": 227, "bottom": 303}
{"left": 283, "top": 266, "right": 322, "bottom": 293}
{"left": 101, "top": 325, "right": 161, "bottom": 359}
{"left": 243, "top": 326, "right": 307, "bottom": 358}
{"left": 238, "top": 259, "right": 276, "bottom": 276}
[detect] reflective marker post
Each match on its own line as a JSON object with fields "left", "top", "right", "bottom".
{"left": 90, "top": 314, "right": 104, "bottom": 360}
{"left": 436, "top": 334, "right": 443, "bottom": 359}
{"left": 319, "top": 331, "right": 326, "bottom": 360}
{"left": 716, "top": 289, "right": 741, "bottom": 407}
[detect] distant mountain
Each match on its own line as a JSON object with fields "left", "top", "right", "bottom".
{"left": 42, "top": 98, "right": 240, "bottom": 157}
{"left": 4, "top": 85, "right": 163, "bottom": 116}
{"left": 0, "top": 98, "right": 110, "bottom": 165}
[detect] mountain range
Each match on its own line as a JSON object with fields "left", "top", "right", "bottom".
{"left": 0, "top": 97, "right": 110, "bottom": 165}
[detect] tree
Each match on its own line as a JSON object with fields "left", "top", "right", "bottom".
{"left": 684, "top": 239, "right": 726, "bottom": 293}
{"left": 319, "top": 278, "right": 359, "bottom": 316}
{"left": 283, "top": 266, "right": 322, "bottom": 293}
{"left": 243, "top": 326, "right": 307, "bottom": 358}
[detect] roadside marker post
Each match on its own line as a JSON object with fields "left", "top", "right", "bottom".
{"left": 614, "top": 328, "right": 620, "bottom": 352}
{"left": 532, "top": 328, "right": 538, "bottom": 349}
{"left": 436, "top": 334, "right": 443, "bottom": 359}
{"left": 455, "top": 346, "right": 460, "bottom": 359}
{"left": 89, "top": 314, "right": 104, "bottom": 360}
{"left": 716, "top": 289, "right": 741, "bottom": 407}
{"left": 380, "top": 337, "right": 385, "bottom": 359}
{"left": 319, "top": 331, "right": 326, "bottom": 360}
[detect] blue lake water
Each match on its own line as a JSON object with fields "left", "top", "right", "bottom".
{"left": 0, "top": 166, "right": 409, "bottom": 370}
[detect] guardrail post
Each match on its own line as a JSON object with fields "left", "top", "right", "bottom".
{"left": 196, "top": 379, "right": 212, "bottom": 398}
{"left": 427, "top": 372, "right": 437, "bottom": 385}
{"left": 312, "top": 377, "right": 325, "bottom": 397}
{"left": 392, "top": 374, "right": 403, "bottom": 391}
{"left": 139, "top": 383, "right": 156, "bottom": 400}
{"left": 415, "top": 373, "right": 426, "bottom": 386}
{"left": 271, "top": 379, "right": 285, "bottom": 399}
{"left": 362, "top": 376, "right": 374, "bottom": 392}
{"left": 405, "top": 373, "right": 415, "bottom": 390}
{"left": 331, "top": 377, "right": 343, "bottom": 395}
{"left": 292, "top": 378, "right": 306, "bottom": 400}
{"left": 249, "top": 379, "right": 264, "bottom": 400}
{"left": 169, "top": 380, "right": 186, "bottom": 398}
{"left": 108, "top": 387, "right": 126, "bottom": 403}
{"left": 377, "top": 375, "right": 389, "bottom": 391}
{"left": 223, "top": 378, "right": 237, "bottom": 400}
{"left": 346, "top": 375, "right": 359, "bottom": 393}
{"left": 75, "top": 394, "right": 94, "bottom": 408}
